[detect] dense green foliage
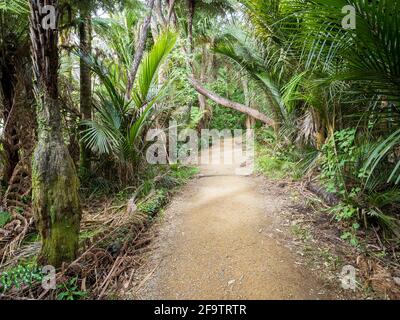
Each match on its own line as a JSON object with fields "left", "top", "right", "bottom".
{"left": 236, "top": 0, "right": 400, "bottom": 244}
{"left": 1, "top": 0, "right": 400, "bottom": 289}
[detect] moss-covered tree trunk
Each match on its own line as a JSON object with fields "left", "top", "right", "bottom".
{"left": 79, "top": 8, "right": 92, "bottom": 175}
{"left": 29, "top": 0, "right": 81, "bottom": 267}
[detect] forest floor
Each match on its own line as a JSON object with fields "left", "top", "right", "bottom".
{"left": 127, "top": 139, "right": 348, "bottom": 300}
{"left": 3, "top": 138, "right": 399, "bottom": 299}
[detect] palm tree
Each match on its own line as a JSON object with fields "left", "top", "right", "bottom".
{"left": 176, "top": 1, "right": 274, "bottom": 126}
{"left": 276, "top": 0, "right": 400, "bottom": 182}
{"left": 126, "top": 0, "right": 156, "bottom": 100}
{"left": 0, "top": 0, "right": 38, "bottom": 219}
{"left": 239, "top": 0, "right": 400, "bottom": 234}
{"left": 29, "top": 0, "right": 81, "bottom": 267}
{"left": 0, "top": 1, "right": 30, "bottom": 184}
{"left": 78, "top": 3, "right": 93, "bottom": 175}
{"left": 79, "top": 16, "right": 177, "bottom": 183}
{"left": 213, "top": 27, "right": 286, "bottom": 132}
{"left": 73, "top": 0, "right": 132, "bottom": 175}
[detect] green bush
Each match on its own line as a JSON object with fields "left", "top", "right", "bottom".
{"left": 0, "top": 263, "right": 44, "bottom": 293}
{"left": 320, "top": 129, "right": 357, "bottom": 196}
{"left": 138, "top": 189, "right": 168, "bottom": 219}
{"left": 0, "top": 211, "right": 12, "bottom": 227}
{"left": 209, "top": 105, "right": 246, "bottom": 131}
{"left": 57, "top": 277, "right": 87, "bottom": 300}
{"left": 320, "top": 129, "right": 400, "bottom": 238}
{"left": 255, "top": 141, "right": 303, "bottom": 180}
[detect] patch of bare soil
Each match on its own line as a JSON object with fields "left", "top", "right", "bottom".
{"left": 126, "top": 140, "right": 344, "bottom": 300}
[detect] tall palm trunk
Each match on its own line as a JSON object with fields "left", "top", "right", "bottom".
{"left": 29, "top": 0, "right": 81, "bottom": 267}
{"left": 79, "top": 8, "right": 92, "bottom": 174}
{"left": 126, "top": 0, "right": 155, "bottom": 100}
{"left": 0, "top": 32, "right": 20, "bottom": 185}
{"left": 197, "top": 45, "right": 208, "bottom": 129}
{"left": 186, "top": 0, "right": 195, "bottom": 54}
{"left": 242, "top": 77, "right": 255, "bottom": 129}
{"left": 0, "top": 59, "right": 19, "bottom": 185}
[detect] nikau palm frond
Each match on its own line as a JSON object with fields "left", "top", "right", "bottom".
{"left": 132, "top": 30, "right": 177, "bottom": 107}
{"left": 0, "top": 0, "right": 28, "bottom": 13}
{"left": 79, "top": 20, "right": 177, "bottom": 162}
{"left": 214, "top": 27, "right": 285, "bottom": 124}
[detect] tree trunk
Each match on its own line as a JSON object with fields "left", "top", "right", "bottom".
{"left": 0, "top": 40, "right": 19, "bottom": 185}
{"left": 242, "top": 77, "right": 256, "bottom": 129}
{"left": 186, "top": 0, "right": 195, "bottom": 54}
{"left": 29, "top": 0, "right": 81, "bottom": 267}
{"left": 207, "top": 39, "right": 216, "bottom": 81}
{"left": 79, "top": 8, "right": 92, "bottom": 175}
{"left": 189, "top": 77, "right": 274, "bottom": 126}
{"left": 197, "top": 45, "right": 208, "bottom": 129}
{"left": 154, "top": 0, "right": 167, "bottom": 26}
{"left": 167, "top": 0, "right": 177, "bottom": 24}
{"left": 266, "top": 94, "right": 281, "bottom": 133}
{"left": 126, "top": 0, "right": 156, "bottom": 100}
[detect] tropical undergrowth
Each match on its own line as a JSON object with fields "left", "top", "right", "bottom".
{"left": 0, "top": 164, "right": 199, "bottom": 299}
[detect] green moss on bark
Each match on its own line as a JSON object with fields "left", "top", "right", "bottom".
{"left": 32, "top": 138, "right": 82, "bottom": 268}
{"left": 29, "top": 1, "right": 82, "bottom": 268}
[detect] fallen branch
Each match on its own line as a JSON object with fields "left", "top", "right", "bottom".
{"left": 305, "top": 181, "right": 340, "bottom": 206}
{"left": 189, "top": 77, "right": 275, "bottom": 126}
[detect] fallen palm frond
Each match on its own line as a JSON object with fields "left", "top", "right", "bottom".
{"left": 0, "top": 166, "right": 198, "bottom": 300}
{"left": 0, "top": 213, "right": 34, "bottom": 266}
{"left": 0, "top": 194, "right": 152, "bottom": 300}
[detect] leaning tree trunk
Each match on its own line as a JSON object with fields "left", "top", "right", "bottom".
{"left": 190, "top": 77, "right": 274, "bottom": 126}
{"left": 79, "top": 8, "right": 92, "bottom": 175}
{"left": 29, "top": 0, "right": 81, "bottom": 267}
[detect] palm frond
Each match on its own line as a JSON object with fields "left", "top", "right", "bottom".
{"left": 132, "top": 29, "right": 177, "bottom": 107}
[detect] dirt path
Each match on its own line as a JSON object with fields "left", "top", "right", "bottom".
{"left": 135, "top": 139, "right": 332, "bottom": 299}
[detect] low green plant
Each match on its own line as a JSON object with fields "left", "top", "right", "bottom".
{"left": 169, "top": 166, "right": 200, "bottom": 184}
{"left": 320, "top": 128, "right": 357, "bottom": 197}
{"left": 0, "top": 211, "right": 12, "bottom": 227}
{"left": 320, "top": 129, "right": 365, "bottom": 225}
{"left": 57, "top": 277, "right": 87, "bottom": 300}
{"left": 0, "top": 263, "right": 44, "bottom": 293}
{"left": 320, "top": 129, "right": 400, "bottom": 238}
{"left": 138, "top": 189, "right": 168, "bottom": 219}
{"left": 136, "top": 166, "right": 198, "bottom": 220}
{"left": 329, "top": 203, "right": 358, "bottom": 222}
{"left": 340, "top": 223, "right": 360, "bottom": 247}
{"left": 255, "top": 143, "right": 302, "bottom": 180}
